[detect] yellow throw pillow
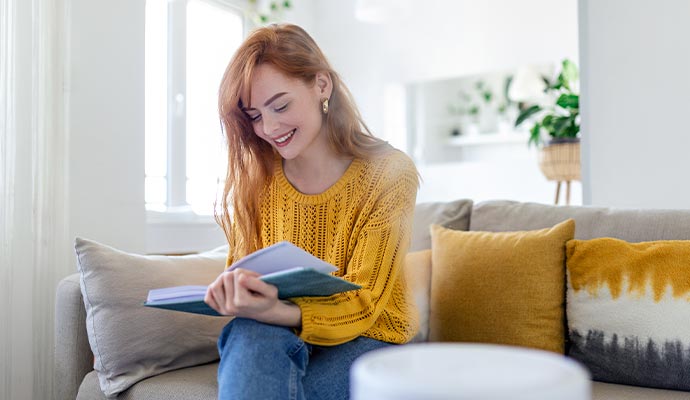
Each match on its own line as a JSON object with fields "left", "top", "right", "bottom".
{"left": 403, "top": 250, "right": 432, "bottom": 342}
{"left": 429, "top": 219, "right": 575, "bottom": 353}
{"left": 566, "top": 238, "right": 690, "bottom": 391}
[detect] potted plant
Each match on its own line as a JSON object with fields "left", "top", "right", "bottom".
{"left": 448, "top": 78, "right": 515, "bottom": 137}
{"left": 513, "top": 59, "right": 581, "bottom": 196}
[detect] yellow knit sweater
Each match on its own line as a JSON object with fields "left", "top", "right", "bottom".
{"left": 248, "top": 149, "right": 419, "bottom": 346}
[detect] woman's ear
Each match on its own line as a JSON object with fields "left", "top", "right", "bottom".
{"left": 315, "top": 71, "right": 333, "bottom": 98}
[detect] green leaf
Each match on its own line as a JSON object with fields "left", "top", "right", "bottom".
{"left": 528, "top": 124, "right": 541, "bottom": 147}
{"left": 565, "top": 116, "right": 580, "bottom": 137}
{"left": 561, "top": 59, "right": 579, "bottom": 87}
{"left": 515, "top": 105, "right": 541, "bottom": 127}
{"left": 550, "top": 116, "right": 572, "bottom": 137}
{"left": 556, "top": 94, "right": 579, "bottom": 109}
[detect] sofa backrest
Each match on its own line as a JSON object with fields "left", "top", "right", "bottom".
{"left": 410, "top": 199, "right": 473, "bottom": 251}
{"left": 470, "top": 200, "right": 690, "bottom": 241}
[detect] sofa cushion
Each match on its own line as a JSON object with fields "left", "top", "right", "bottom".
{"left": 410, "top": 199, "right": 473, "bottom": 251}
{"left": 402, "top": 250, "right": 432, "bottom": 342}
{"left": 54, "top": 273, "right": 94, "bottom": 400}
{"left": 592, "top": 381, "right": 690, "bottom": 400}
{"left": 470, "top": 200, "right": 690, "bottom": 241}
{"left": 566, "top": 238, "right": 690, "bottom": 392}
{"left": 77, "top": 362, "right": 218, "bottom": 400}
{"left": 428, "top": 219, "right": 575, "bottom": 353}
{"left": 75, "top": 238, "right": 231, "bottom": 397}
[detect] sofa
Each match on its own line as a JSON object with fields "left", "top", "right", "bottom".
{"left": 55, "top": 199, "right": 690, "bottom": 399}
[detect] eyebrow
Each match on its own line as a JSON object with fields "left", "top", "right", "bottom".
{"left": 243, "top": 92, "right": 288, "bottom": 111}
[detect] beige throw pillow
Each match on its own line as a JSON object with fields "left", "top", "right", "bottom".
{"left": 75, "top": 237, "right": 231, "bottom": 398}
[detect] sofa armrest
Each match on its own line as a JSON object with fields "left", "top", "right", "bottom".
{"left": 54, "top": 273, "right": 93, "bottom": 400}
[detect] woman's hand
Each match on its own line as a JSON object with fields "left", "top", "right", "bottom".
{"left": 205, "top": 268, "right": 277, "bottom": 317}
{"left": 204, "top": 268, "right": 302, "bottom": 327}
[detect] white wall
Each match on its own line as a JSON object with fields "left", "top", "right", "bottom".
{"left": 68, "top": 0, "right": 147, "bottom": 254}
{"left": 579, "top": 0, "right": 690, "bottom": 208}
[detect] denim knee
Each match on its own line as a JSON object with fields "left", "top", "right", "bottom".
{"left": 217, "top": 318, "right": 310, "bottom": 400}
{"left": 218, "top": 318, "right": 306, "bottom": 358}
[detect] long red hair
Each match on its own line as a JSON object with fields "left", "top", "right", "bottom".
{"left": 216, "top": 23, "right": 391, "bottom": 261}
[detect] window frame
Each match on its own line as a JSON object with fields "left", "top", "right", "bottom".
{"left": 146, "top": 0, "right": 250, "bottom": 253}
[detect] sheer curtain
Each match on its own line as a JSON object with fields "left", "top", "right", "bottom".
{"left": 0, "top": 0, "right": 71, "bottom": 398}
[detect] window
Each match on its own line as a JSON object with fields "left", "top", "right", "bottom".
{"left": 145, "top": 0, "right": 244, "bottom": 217}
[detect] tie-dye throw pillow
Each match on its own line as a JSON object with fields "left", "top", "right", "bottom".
{"left": 566, "top": 238, "right": 690, "bottom": 391}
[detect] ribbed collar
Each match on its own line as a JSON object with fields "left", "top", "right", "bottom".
{"left": 273, "top": 154, "right": 363, "bottom": 205}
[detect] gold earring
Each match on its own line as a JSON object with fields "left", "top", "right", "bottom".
{"left": 321, "top": 98, "right": 329, "bottom": 114}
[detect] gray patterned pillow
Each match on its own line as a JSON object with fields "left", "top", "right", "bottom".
{"left": 567, "top": 237, "right": 690, "bottom": 391}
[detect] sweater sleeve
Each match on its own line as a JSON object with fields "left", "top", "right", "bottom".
{"left": 291, "top": 160, "right": 418, "bottom": 346}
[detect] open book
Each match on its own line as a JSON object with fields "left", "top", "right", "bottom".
{"left": 144, "top": 241, "right": 361, "bottom": 316}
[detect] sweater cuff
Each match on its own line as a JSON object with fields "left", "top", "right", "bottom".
{"left": 296, "top": 301, "right": 315, "bottom": 341}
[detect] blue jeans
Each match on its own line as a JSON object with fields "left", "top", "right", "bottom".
{"left": 217, "top": 318, "right": 392, "bottom": 400}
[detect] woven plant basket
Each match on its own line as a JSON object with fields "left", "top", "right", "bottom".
{"left": 538, "top": 140, "right": 581, "bottom": 181}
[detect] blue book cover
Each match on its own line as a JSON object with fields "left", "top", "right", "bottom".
{"left": 261, "top": 267, "right": 361, "bottom": 298}
{"left": 144, "top": 242, "right": 361, "bottom": 317}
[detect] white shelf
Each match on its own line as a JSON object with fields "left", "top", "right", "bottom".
{"left": 447, "top": 131, "right": 529, "bottom": 146}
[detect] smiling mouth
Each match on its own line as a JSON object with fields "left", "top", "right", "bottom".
{"left": 274, "top": 129, "right": 296, "bottom": 144}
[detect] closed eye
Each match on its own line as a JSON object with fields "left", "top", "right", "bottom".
{"left": 248, "top": 113, "right": 261, "bottom": 122}
{"left": 275, "top": 103, "right": 288, "bottom": 112}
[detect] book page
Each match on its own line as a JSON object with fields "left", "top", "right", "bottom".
{"left": 228, "top": 241, "right": 337, "bottom": 275}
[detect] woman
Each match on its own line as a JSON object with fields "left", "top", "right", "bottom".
{"left": 205, "top": 23, "right": 419, "bottom": 400}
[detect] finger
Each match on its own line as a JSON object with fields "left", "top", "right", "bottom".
{"left": 239, "top": 274, "right": 278, "bottom": 299}
{"left": 222, "top": 271, "right": 236, "bottom": 313}
{"left": 233, "top": 270, "right": 268, "bottom": 308}
{"left": 232, "top": 268, "right": 261, "bottom": 279}
{"left": 204, "top": 285, "right": 218, "bottom": 311}
{"left": 233, "top": 270, "right": 248, "bottom": 307}
{"left": 206, "top": 277, "right": 226, "bottom": 314}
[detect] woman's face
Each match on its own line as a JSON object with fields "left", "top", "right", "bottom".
{"left": 243, "top": 64, "right": 330, "bottom": 161}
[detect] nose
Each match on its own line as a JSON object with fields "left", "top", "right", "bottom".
{"left": 262, "top": 113, "right": 280, "bottom": 135}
